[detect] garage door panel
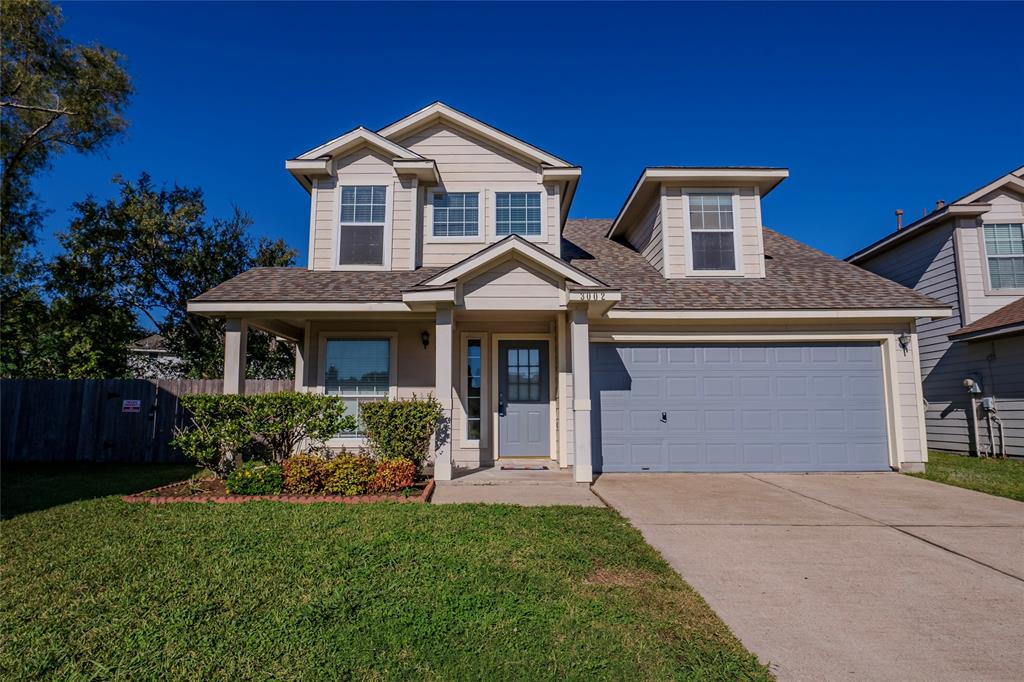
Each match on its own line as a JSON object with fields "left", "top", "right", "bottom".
{"left": 591, "top": 343, "right": 890, "bottom": 473}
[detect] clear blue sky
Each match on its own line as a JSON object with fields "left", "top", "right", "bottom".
{"left": 44, "top": 1, "right": 1023, "bottom": 264}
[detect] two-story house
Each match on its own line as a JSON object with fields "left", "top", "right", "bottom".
{"left": 189, "top": 103, "right": 949, "bottom": 482}
{"left": 848, "top": 167, "right": 1024, "bottom": 458}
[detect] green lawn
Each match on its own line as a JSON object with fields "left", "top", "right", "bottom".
{"left": 0, "top": 466, "right": 769, "bottom": 681}
{"left": 908, "top": 451, "right": 1024, "bottom": 502}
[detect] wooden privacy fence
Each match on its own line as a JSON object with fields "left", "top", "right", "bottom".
{"left": 1, "top": 379, "right": 291, "bottom": 464}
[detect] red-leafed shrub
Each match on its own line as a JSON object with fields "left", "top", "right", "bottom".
{"left": 282, "top": 454, "right": 327, "bottom": 494}
{"left": 369, "top": 458, "right": 417, "bottom": 493}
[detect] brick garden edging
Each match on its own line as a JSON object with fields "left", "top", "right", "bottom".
{"left": 122, "top": 480, "right": 435, "bottom": 505}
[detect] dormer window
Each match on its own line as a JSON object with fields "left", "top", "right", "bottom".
{"left": 689, "top": 193, "right": 737, "bottom": 271}
{"left": 339, "top": 185, "right": 386, "bottom": 265}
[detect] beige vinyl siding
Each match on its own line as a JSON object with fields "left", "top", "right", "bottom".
{"left": 461, "top": 258, "right": 563, "bottom": 310}
{"left": 396, "top": 122, "right": 560, "bottom": 266}
{"left": 957, "top": 190, "right": 1024, "bottom": 322}
{"left": 737, "top": 187, "right": 765, "bottom": 276}
{"left": 311, "top": 176, "right": 337, "bottom": 270}
{"left": 391, "top": 177, "right": 415, "bottom": 270}
{"left": 660, "top": 185, "right": 764, "bottom": 278}
{"left": 624, "top": 199, "right": 664, "bottom": 274}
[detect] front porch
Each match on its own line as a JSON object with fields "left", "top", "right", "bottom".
{"left": 218, "top": 307, "right": 599, "bottom": 483}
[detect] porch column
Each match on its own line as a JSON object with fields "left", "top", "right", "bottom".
{"left": 570, "top": 306, "right": 593, "bottom": 483}
{"left": 223, "top": 318, "right": 248, "bottom": 395}
{"left": 434, "top": 306, "right": 454, "bottom": 481}
{"left": 293, "top": 336, "right": 306, "bottom": 392}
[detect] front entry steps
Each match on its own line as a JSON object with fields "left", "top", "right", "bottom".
{"left": 441, "top": 465, "right": 579, "bottom": 487}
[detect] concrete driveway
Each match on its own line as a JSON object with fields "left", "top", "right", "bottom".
{"left": 593, "top": 473, "right": 1024, "bottom": 681}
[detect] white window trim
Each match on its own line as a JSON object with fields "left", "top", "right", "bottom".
{"left": 681, "top": 187, "right": 744, "bottom": 277}
{"left": 460, "top": 332, "right": 488, "bottom": 448}
{"left": 332, "top": 181, "right": 394, "bottom": 271}
{"left": 317, "top": 331, "right": 398, "bottom": 448}
{"left": 489, "top": 187, "right": 547, "bottom": 243}
{"left": 978, "top": 222, "right": 1024, "bottom": 295}
{"left": 425, "top": 189, "right": 485, "bottom": 244}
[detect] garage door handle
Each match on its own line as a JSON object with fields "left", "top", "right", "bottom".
{"left": 661, "top": 411, "right": 667, "bottom": 423}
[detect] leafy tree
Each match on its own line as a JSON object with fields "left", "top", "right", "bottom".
{"left": 51, "top": 173, "right": 297, "bottom": 378}
{"left": 1, "top": 0, "right": 132, "bottom": 377}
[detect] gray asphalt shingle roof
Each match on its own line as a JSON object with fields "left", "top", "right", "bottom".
{"left": 192, "top": 219, "right": 943, "bottom": 310}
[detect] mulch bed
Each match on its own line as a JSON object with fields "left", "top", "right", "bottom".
{"left": 122, "top": 479, "right": 434, "bottom": 505}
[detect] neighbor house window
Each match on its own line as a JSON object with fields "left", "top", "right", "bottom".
{"left": 324, "top": 338, "right": 390, "bottom": 436}
{"left": 495, "top": 192, "right": 541, "bottom": 236}
{"left": 688, "top": 193, "right": 736, "bottom": 271}
{"left": 339, "top": 185, "right": 386, "bottom": 265}
{"left": 433, "top": 192, "right": 479, "bottom": 237}
{"left": 984, "top": 223, "right": 1024, "bottom": 289}
{"left": 466, "top": 339, "right": 482, "bottom": 441}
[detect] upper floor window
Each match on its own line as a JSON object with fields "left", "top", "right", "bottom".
{"left": 433, "top": 192, "right": 479, "bottom": 237}
{"left": 984, "top": 223, "right": 1024, "bottom": 289}
{"left": 339, "top": 185, "right": 386, "bottom": 265}
{"left": 689, "top": 193, "right": 736, "bottom": 271}
{"left": 496, "top": 192, "right": 541, "bottom": 236}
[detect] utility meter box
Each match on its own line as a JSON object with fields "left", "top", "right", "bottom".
{"left": 981, "top": 396, "right": 996, "bottom": 412}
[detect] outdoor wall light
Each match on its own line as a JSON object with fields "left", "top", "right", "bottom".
{"left": 897, "top": 332, "right": 911, "bottom": 352}
{"left": 421, "top": 330, "right": 430, "bottom": 349}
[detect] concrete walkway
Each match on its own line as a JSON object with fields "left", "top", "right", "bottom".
{"left": 432, "top": 467, "right": 604, "bottom": 506}
{"left": 593, "top": 472, "right": 1024, "bottom": 681}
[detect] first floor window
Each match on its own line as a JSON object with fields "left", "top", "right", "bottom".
{"left": 466, "top": 339, "right": 482, "bottom": 441}
{"left": 689, "top": 193, "right": 736, "bottom": 271}
{"left": 339, "top": 185, "right": 386, "bottom": 265}
{"left": 984, "top": 223, "right": 1024, "bottom": 289}
{"left": 433, "top": 192, "right": 479, "bottom": 237}
{"left": 324, "top": 338, "right": 390, "bottom": 435}
{"left": 495, "top": 191, "right": 542, "bottom": 236}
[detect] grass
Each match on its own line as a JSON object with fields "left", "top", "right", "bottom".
{"left": 0, "top": 466, "right": 769, "bottom": 681}
{"left": 1, "top": 463, "right": 199, "bottom": 519}
{"left": 908, "top": 451, "right": 1024, "bottom": 502}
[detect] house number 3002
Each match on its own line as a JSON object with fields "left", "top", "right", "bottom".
{"left": 576, "top": 292, "right": 607, "bottom": 301}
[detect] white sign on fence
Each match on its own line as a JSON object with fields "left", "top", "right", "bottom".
{"left": 122, "top": 399, "right": 142, "bottom": 414}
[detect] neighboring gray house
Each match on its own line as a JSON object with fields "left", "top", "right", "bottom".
{"left": 848, "top": 167, "right": 1024, "bottom": 457}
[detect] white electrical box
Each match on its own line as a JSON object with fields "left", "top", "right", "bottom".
{"left": 981, "top": 396, "right": 995, "bottom": 411}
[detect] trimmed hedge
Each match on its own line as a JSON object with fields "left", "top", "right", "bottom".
{"left": 173, "top": 392, "right": 355, "bottom": 475}
{"left": 360, "top": 396, "right": 443, "bottom": 468}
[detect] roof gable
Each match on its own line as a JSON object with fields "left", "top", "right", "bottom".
{"left": 377, "top": 102, "right": 573, "bottom": 168}
{"left": 294, "top": 126, "right": 421, "bottom": 162}
{"left": 419, "top": 235, "right": 605, "bottom": 288}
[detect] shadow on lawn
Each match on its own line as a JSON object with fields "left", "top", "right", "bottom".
{"left": 0, "top": 463, "right": 198, "bottom": 519}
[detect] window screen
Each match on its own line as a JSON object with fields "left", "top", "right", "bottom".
{"left": 433, "top": 192, "right": 479, "bottom": 237}
{"left": 495, "top": 192, "right": 542, "bottom": 236}
{"left": 339, "top": 186, "right": 386, "bottom": 265}
{"left": 689, "top": 194, "right": 736, "bottom": 271}
{"left": 984, "top": 223, "right": 1024, "bottom": 289}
